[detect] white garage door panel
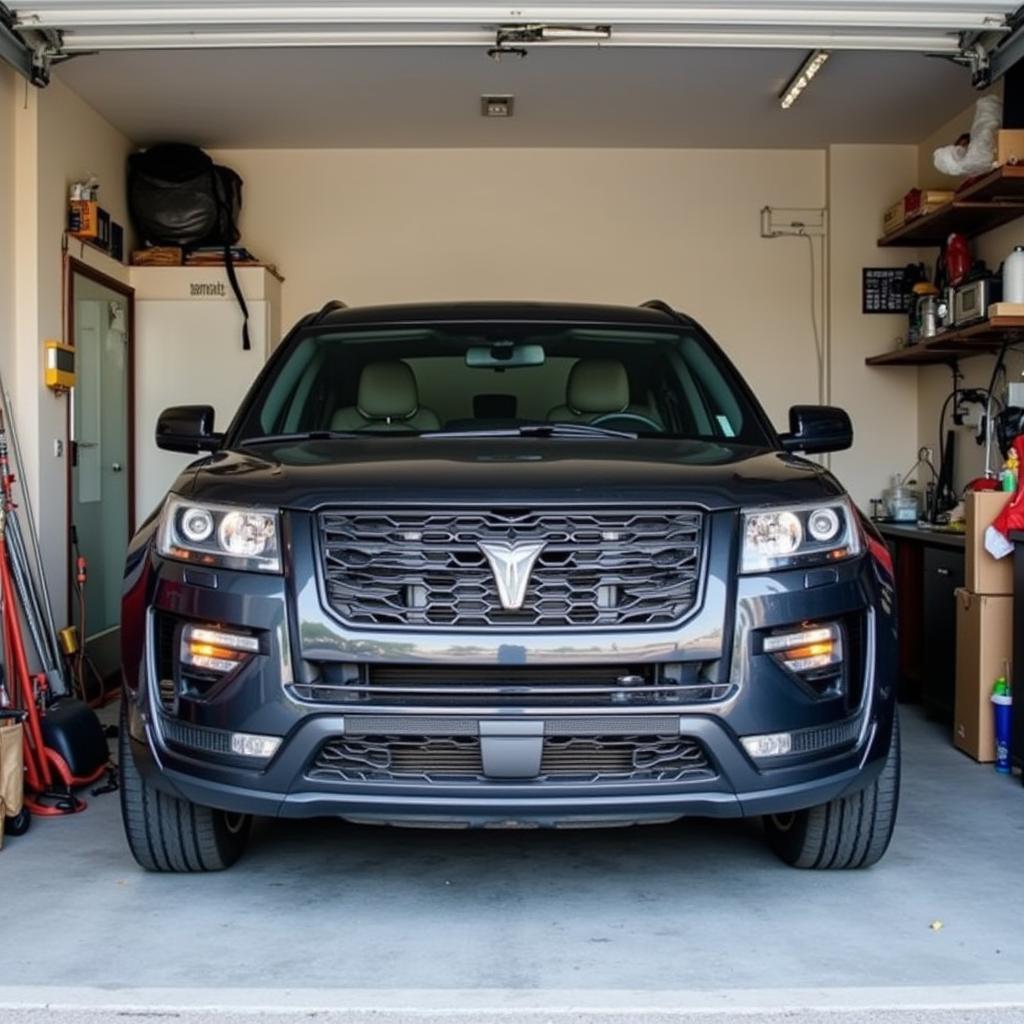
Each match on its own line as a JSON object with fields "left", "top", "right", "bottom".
{"left": 11, "top": 1, "right": 1019, "bottom": 52}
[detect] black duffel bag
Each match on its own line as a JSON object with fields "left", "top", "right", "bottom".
{"left": 128, "top": 143, "right": 251, "bottom": 348}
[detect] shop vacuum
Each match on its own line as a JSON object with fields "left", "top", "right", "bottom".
{"left": 0, "top": 398, "right": 111, "bottom": 829}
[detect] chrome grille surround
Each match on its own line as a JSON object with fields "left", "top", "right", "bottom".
{"left": 318, "top": 506, "right": 704, "bottom": 629}
{"left": 289, "top": 663, "right": 732, "bottom": 708}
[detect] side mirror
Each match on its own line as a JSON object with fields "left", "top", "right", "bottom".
{"left": 779, "top": 405, "right": 852, "bottom": 455}
{"left": 156, "top": 405, "right": 223, "bottom": 454}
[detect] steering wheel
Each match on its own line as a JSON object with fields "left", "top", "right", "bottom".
{"left": 590, "top": 411, "right": 663, "bottom": 433}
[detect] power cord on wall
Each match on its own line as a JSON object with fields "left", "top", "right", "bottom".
{"left": 760, "top": 206, "right": 830, "bottom": 465}
{"left": 797, "top": 230, "right": 825, "bottom": 412}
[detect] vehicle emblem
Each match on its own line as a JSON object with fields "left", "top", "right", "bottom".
{"left": 477, "top": 541, "right": 546, "bottom": 611}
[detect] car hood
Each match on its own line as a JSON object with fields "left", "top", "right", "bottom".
{"left": 175, "top": 437, "right": 845, "bottom": 512}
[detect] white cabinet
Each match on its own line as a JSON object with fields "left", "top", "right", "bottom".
{"left": 130, "top": 266, "right": 282, "bottom": 522}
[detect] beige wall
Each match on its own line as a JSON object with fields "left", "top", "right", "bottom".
{"left": 211, "top": 147, "right": 826, "bottom": 432}
{"left": 0, "top": 66, "right": 15, "bottom": 394}
{"left": 11, "top": 78, "right": 134, "bottom": 621}
{"left": 916, "top": 97, "right": 1024, "bottom": 491}
{"left": 828, "top": 144, "right": 922, "bottom": 503}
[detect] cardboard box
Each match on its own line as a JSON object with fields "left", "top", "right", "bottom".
{"left": 67, "top": 199, "right": 99, "bottom": 239}
{"left": 965, "top": 490, "right": 1013, "bottom": 595}
{"left": 882, "top": 200, "right": 905, "bottom": 236}
{"left": 0, "top": 720, "right": 23, "bottom": 851}
{"left": 954, "top": 589, "right": 1012, "bottom": 762}
{"left": 903, "top": 188, "right": 954, "bottom": 220}
{"left": 986, "top": 302, "right": 1024, "bottom": 318}
{"left": 997, "top": 128, "right": 1024, "bottom": 167}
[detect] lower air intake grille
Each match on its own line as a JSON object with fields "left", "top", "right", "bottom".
{"left": 154, "top": 613, "right": 178, "bottom": 713}
{"left": 159, "top": 716, "right": 233, "bottom": 756}
{"left": 308, "top": 733, "right": 714, "bottom": 784}
{"left": 540, "top": 735, "right": 711, "bottom": 781}
{"left": 312, "top": 735, "right": 483, "bottom": 782}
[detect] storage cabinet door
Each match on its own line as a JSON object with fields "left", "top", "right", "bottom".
{"left": 921, "top": 546, "right": 965, "bottom": 720}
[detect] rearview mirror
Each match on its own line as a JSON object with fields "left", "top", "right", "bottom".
{"left": 779, "top": 405, "right": 853, "bottom": 455}
{"left": 156, "top": 405, "right": 223, "bottom": 454}
{"left": 465, "top": 343, "right": 546, "bottom": 369}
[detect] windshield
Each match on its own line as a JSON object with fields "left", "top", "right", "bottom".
{"left": 232, "top": 322, "right": 773, "bottom": 446}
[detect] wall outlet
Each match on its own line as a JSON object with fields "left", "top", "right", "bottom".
{"left": 959, "top": 407, "right": 983, "bottom": 431}
{"left": 53, "top": 438, "right": 63, "bottom": 458}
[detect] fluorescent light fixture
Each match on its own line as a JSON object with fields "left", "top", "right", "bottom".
{"left": 779, "top": 49, "right": 830, "bottom": 109}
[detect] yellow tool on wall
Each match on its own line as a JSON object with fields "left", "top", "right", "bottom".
{"left": 44, "top": 340, "right": 75, "bottom": 392}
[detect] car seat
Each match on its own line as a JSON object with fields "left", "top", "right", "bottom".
{"left": 331, "top": 361, "right": 440, "bottom": 432}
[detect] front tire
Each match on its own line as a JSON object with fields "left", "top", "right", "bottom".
{"left": 119, "top": 701, "right": 251, "bottom": 872}
{"left": 764, "top": 713, "right": 900, "bottom": 870}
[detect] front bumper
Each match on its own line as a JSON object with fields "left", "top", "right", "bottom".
{"left": 128, "top": 704, "right": 892, "bottom": 826}
{"left": 121, "top": 508, "right": 898, "bottom": 827}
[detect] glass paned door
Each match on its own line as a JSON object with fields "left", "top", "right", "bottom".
{"left": 70, "top": 269, "right": 132, "bottom": 673}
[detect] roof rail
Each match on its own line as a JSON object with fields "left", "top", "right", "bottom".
{"left": 639, "top": 299, "right": 676, "bottom": 316}
{"left": 312, "top": 299, "right": 349, "bottom": 323}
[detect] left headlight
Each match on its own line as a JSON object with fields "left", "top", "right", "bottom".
{"left": 157, "top": 496, "right": 282, "bottom": 573}
{"left": 740, "top": 497, "right": 861, "bottom": 574}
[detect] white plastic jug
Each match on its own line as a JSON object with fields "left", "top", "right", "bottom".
{"left": 1004, "top": 245, "right": 1024, "bottom": 304}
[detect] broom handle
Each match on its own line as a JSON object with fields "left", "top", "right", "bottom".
{"left": 0, "top": 383, "right": 62, "bottom": 658}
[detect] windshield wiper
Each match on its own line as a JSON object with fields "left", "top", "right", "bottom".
{"left": 425, "top": 423, "right": 638, "bottom": 441}
{"left": 240, "top": 430, "right": 360, "bottom": 445}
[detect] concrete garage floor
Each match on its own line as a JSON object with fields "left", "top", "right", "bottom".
{"left": 2, "top": 706, "right": 1024, "bottom": 1024}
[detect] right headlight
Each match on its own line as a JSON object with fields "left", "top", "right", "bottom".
{"left": 157, "top": 496, "right": 282, "bottom": 573}
{"left": 740, "top": 497, "right": 862, "bottom": 574}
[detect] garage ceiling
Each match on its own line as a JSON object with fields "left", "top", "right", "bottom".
{"left": 6, "top": 1, "right": 1017, "bottom": 147}
{"left": 51, "top": 45, "right": 978, "bottom": 149}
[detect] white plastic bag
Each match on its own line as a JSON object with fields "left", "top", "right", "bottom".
{"left": 933, "top": 95, "right": 1003, "bottom": 177}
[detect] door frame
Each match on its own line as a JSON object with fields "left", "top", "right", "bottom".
{"left": 65, "top": 257, "right": 136, "bottom": 627}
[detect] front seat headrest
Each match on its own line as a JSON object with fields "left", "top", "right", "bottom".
{"left": 358, "top": 361, "right": 419, "bottom": 421}
{"left": 567, "top": 359, "right": 629, "bottom": 415}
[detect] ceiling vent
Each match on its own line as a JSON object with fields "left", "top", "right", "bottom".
{"left": 481, "top": 95, "right": 514, "bottom": 118}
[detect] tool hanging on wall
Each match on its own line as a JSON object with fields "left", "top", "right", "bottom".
{"left": 64, "top": 530, "right": 113, "bottom": 707}
{"left": 0, "top": 409, "right": 110, "bottom": 818}
{"left": 0, "top": 377, "right": 68, "bottom": 699}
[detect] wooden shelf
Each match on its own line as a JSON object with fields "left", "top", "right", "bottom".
{"left": 878, "top": 165, "right": 1024, "bottom": 247}
{"left": 865, "top": 316, "right": 1024, "bottom": 366}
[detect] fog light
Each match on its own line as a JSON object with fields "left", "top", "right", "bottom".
{"left": 230, "top": 732, "right": 281, "bottom": 758}
{"left": 741, "top": 732, "right": 793, "bottom": 758}
{"left": 763, "top": 624, "right": 841, "bottom": 673}
{"left": 181, "top": 625, "right": 260, "bottom": 674}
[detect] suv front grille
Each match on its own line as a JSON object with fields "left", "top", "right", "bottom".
{"left": 308, "top": 731, "right": 714, "bottom": 785}
{"left": 319, "top": 507, "right": 703, "bottom": 629}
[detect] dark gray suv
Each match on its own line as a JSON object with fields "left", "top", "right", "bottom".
{"left": 119, "top": 301, "right": 899, "bottom": 872}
